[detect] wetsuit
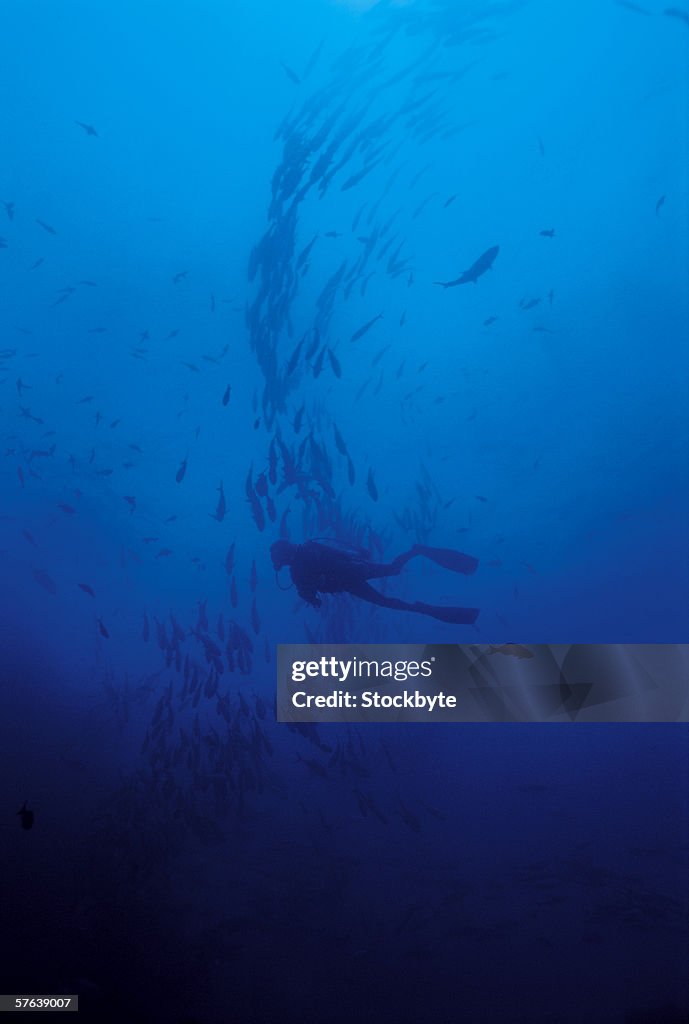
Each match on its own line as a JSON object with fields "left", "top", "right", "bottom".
{"left": 284, "top": 540, "right": 479, "bottom": 625}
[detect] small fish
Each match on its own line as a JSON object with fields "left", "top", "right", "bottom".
{"left": 225, "top": 543, "right": 235, "bottom": 576}
{"left": 350, "top": 313, "right": 383, "bottom": 343}
{"left": 222, "top": 384, "right": 231, "bottom": 406}
{"left": 366, "top": 468, "right": 378, "bottom": 502}
{"left": 78, "top": 583, "right": 96, "bottom": 598}
{"left": 251, "top": 599, "right": 261, "bottom": 635}
{"left": 281, "top": 61, "right": 301, "bottom": 84}
{"left": 297, "top": 753, "right": 327, "bottom": 779}
{"left": 333, "top": 424, "right": 348, "bottom": 456}
{"left": 97, "top": 618, "right": 110, "bottom": 638}
{"left": 209, "top": 481, "right": 226, "bottom": 522}
{"left": 655, "top": 194, "right": 666, "bottom": 216}
{"left": 664, "top": 7, "right": 689, "bottom": 27}
{"left": 286, "top": 338, "right": 304, "bottom": 375}
{"left": 58, "top": 503, "right": 76, "bottom": 514}
{"left": 33, "top": 569, "right": 57, "bottom": 594}
{"left": 17, "top": 801, "right": 34, "bottom": 830}
{"left": 35, "top": 218, "right": 57, "bottom": 235}
{"left": 175, "top": 454, "right": 188, "bottom": 483}
{"left": 539, "top": 228, "right": 555, "bottom": 237}
{"left": 75, "top": 120, "right": 98, "bottom": 136}
{"left": 328, "top": 348, "right": 342, "bottom": 378}
{"left": 483, "top": 316, "right": 498, "bottom": 327}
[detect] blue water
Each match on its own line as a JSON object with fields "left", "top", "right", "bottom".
{"left": 1, "top": 1, "right": 688, "bottom": 1021}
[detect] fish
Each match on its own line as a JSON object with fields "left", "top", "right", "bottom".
{"left": 97, "top": 618, "right": 110, "bottom": 639}
{"left": 333, "top": 424, "right": 348, "bottom": 456}
{"left": 225, "top": 544, "right": 235, "bottom": 576}
{"left": 175, "top": 454, "right": 188, "bottom": 483}
{"left": 350, "top": 313, "right": 383, "bottom": 343}
{"left": 302, "top": 36, "right": 325, "bottom": 79}
{"left": 398, "top": 799, "right": 421, "bottom": 833}
{"left": 539, "top": 228, "right": 555, "bottom": 237}
{"left": 483, "top": 316, "right": 498, "bottom": 326}
{"left": 222, "top": 384, "right": 231, "bottom": 406}
{"left": 251, "top": 599, "right": 261, "bottom": 635}
{"left": 366, "top": 468, "right": 378, "bottom": 501}
{"left": 281, "top": 61, "right": 301, "bottom": 84}
{"left": 75, "top": 120, "right": 98, "bottom": 136}
{"left": 33, "top": 569, "right": 57, "bottom": 595}
{"left": 615, "top": 0, "right": 651, "bottom": 11}
{"left": 17, "top": 802, "right": 34, "bottom": 830}
{"left": 655, "top": 194, "right": 666, "bottom": 216}
{"left": 285, "top": 338, "right": 304, "bottom": 376}
{"left": 35, "top": 218, "right": 57, "bottom": 234}
{"left": 328, "top": 348, "right": 342, "bottom": 378}
{"left": 664, "top": 7, "right": 689, "bottom": 26}
{"left": 297, "top": 754, "right": 327, "bottom": 779}
{"left": 78, "top": 583, "right": 96, "bottom": 598}
{"left": 435, "top": 245, "right": 499, "bottom": 287}
{"left": 210, "top": 482, "right": 226, "bottom": 522}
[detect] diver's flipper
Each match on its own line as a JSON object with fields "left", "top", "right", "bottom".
{"left": 415, "top": 545, "right": 479, "bottom": 576}
{"left": 415, "top": 602, "right": 480, "bottom": 625}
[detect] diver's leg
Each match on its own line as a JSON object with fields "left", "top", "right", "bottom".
{"left": 362, "top": 550, "right": 418, "bottom": 580}
{"left": 411, "top": 544, "right": 479, "bottom": 576}
{"left": 365, "top": 544, "right": 479, "bottom": 580}
{"left": 350, "top": 582, "right": 479, "bottom": 625}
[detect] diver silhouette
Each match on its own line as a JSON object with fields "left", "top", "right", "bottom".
{"left": 270, "top": 539, "right": 480, "bottom": 624}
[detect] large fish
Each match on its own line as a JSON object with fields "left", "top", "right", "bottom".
{"left": 435, "top": 245, "right": 499, "bottom": 287}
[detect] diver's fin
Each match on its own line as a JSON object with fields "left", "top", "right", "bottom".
{"left": 414, "top": 545, "right": 479, "bottom": 575}
{"left": 415, "top": 602, "right": 479, "bottom": 625}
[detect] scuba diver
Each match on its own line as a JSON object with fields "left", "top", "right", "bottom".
{"left": 270, "top": 539, "right": 480, "bottom": 624}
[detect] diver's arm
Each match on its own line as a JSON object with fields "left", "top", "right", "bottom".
{"left": 290, "top": 561, "right": 322, "bottom": 607}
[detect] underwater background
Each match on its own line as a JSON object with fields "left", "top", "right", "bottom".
{"left": 1, "top": 0, "right": 688, "bottom": 1021}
